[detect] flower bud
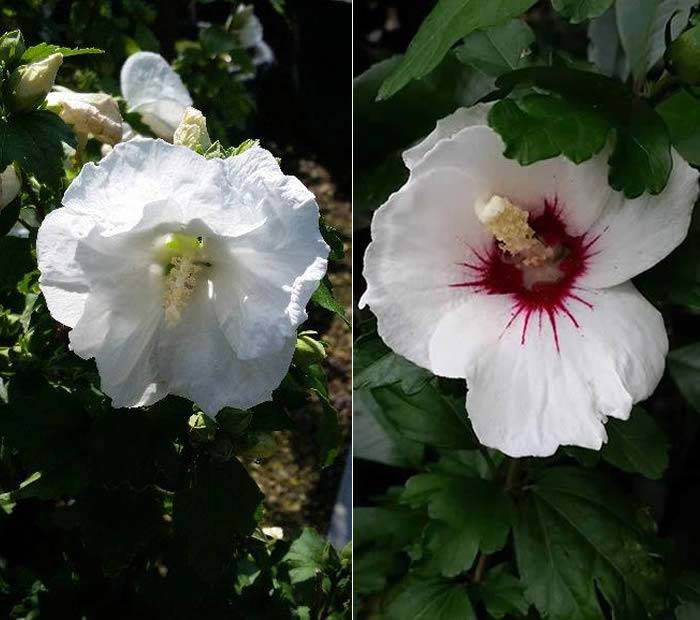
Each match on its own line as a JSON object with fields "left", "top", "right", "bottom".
{"left": 0, "top": 164, "right": 21, "bottom": 210}
{"left": 188, "top": 412, "right": 217, "bottom": 443}
{"left": 173, "top": 106, "right": 212, "bottom": 151}
{"left": 293, "top": 330, "right": 326, "bottom": 367}
{"left": 7, "top": 52, "right": 63, "bottom": 112}
{"left": 666, "top": 24, "right": 700, "bottom": 85}
{"left": 0, "top": 30, "right": 25, "bottom": 67}
{"left": 46, "top": 88, "right": 123, "bottom": 145}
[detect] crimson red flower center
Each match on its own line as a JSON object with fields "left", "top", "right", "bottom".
{"left": 452, "top": 199, "right": 598, "bottom": 351}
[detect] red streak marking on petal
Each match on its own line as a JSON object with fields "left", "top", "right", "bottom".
{"left": 453, "top": 198, "right": 598, "bottom": 352}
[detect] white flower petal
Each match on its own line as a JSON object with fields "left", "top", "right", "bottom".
{"left": 361, "top": 165, "right": 492, "bottom": 369}
{"left": 157, "top": 282, "right": 296, "bottom": 414}
{"left": 402, "top": 103, "right": 491, "bottom": 170}
{"left": 120, "top": 52, "right": 192, "bottom": 140}
{"left": 427, "top": 282, "right": 666, "bottom": 457}
{"left": 62, "top": 139, "right": 221, "bottom": 233}
{"left": 213, "top": 146, "right": 328, "bottom": 358}
{"left": 410, "top": 125, "right": 617, "bottom": 236}
{"left": 579, "top": 150, "right": 699, "bottom": 288}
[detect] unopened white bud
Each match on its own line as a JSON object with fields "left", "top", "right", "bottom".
{"left": 173, "top": 107, "right": 211, "bottom": 151}
{"left": 9, "top": 53, "right": 63, "bottom": 111}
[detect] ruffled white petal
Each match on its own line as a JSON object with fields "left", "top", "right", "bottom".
{"left": 157, "top": 281, "right": 296, "bottom": 414}
{"left": 213, "top": 146, "right": 328, "bottom": 358}
{"left": 402, "top": 104, "right": 491, "bottom": 170}
{"left": 410, "top": 125, "right": 617, "bottom": 237}
{"left": 579, "top": 150, "right": 699, "bottom": 288}
{"left": 426, "top": 283, "right": 666, "bottom": 457}
{"left": 120, "top": 52, "right": 192, "bottom": 140}
{"left": 361, "top": 165, "right": 492, "bottom": 369}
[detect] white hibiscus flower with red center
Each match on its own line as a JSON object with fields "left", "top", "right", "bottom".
{"left": 361, "top": 104, "right": 699, "bottom": 457}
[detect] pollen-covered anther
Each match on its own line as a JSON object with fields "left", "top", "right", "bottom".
{"left": 475, "top": 195, "right": 553, "bottom": 267}
{"left": 163, "top": 255, "right": 203, "bottom": 326}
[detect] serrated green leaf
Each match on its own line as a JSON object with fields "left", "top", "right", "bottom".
{"left": 0, "top": 111, "right": 76, "bottom": 186}
{"left": 515, "top": 467, "right": 665, "bottom": 620}
{"left": 488, "top": 93, "right": 611, "bottom": 165}
{"left": 377, "top": 0, "right": 537, "bottom": 100}
{"left": 455, "top": 19, "right": 534, "bottom": 76}
{"left": 310, "top": 276, "right": 348, "bottom": 324}
{"left": 657, "top": 89, "right": 700, "bottom": 165}
{"left": 20, "top": 43, "right": 103, "bottom": 63}
{"left": 480, "top": 564, "right": 529, "bottom": 618}
{"left": 401, "top": 473, "right": 513, "bottom": 577}
{"left": 385, "top": 576, "right": 476, "bottom": 620}
{"left": 552, "top": 0, "right": 613, "bottom": 23}
{"left": 319, "top": 218, "right": 345, "bottom": 261}
{"left": 371, "top": 381, "right": 473, "bottom": 450}
{"left": 668, "top": 342, "right": 700, "bottom": 412}
{"left": 354, "top": 332, "right": 432, "bottom": 395}
{"left": 283, "top": 528, "right": 333, "bottom": 584}
{"left": 353, "top": 388, "right": 425, "bottom": 468}
{"left": 493, "top": 67, "right": 672, "bottom": 197}
{"left": 601, "top": 407, "right": 669, "bottom": 479}
{"left": 616, "top": 0, "right": 695, "bottom": 80}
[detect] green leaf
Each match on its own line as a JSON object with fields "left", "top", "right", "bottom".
{"left": 20, "top": 43, "right": 103, "bottom": 63}
{"left": 283, "top": 528, "right": 333, "bottom": 584}
{"left": 455, "top": 19, "right": 534, "bottom": 76}
{"left": 310, "top": 276, "right": 348, "bottom": 324}
{"left": 377, "top": 0, "right": 537, "bottom": 100}
{"left": 0, "top": 111, "right": 77, "bottom": 186}
{"left": 488, "top": 94, "right": 611, "bottom": 165}
{"left": 601, "top": 407, "right": 669, "bottom": 479}
{"left": 319, "top": 218, "right": 345, "bottom": 261}
{"left": 385, "top": 576, "right": 476, "bottom": 620}
{"left": 616, "top": 0, "right": 695, "bottom": 80}
{"left": 354, "top": 332, "right": 432, "bottom": 395}
{"left": 354, "top": 506, "right": 426, "bottom": 552}
{"left": 493, "top": 67, "right": 672, "bottom": 197}
{"left": 657, "top": 89, "right": 700, "bottom": 165}
{"left": 371, "top": 381, "right": 473, "bottom": 450}
{"left": 355, "top": 53, "right": 492, "bottom": 165}
{"left": 668, "top": 342, "right": 700, "bottom": 412}
{"left": 174, "top": 458, "right": 263, "bottom": 580}
{"left": 552, "top": 0, "right": 613, "bottom": 23}
{"left": 402, "top": 473, "right": 513, "bottom": 577}
{"left": 480, "top": 564, "right": 529, "bottom": 618}
{"left": 354, "top": 388, "right": 425, "bottom": 467}
{"left": 515, "top": 467, "right": 665, "bottom": 620}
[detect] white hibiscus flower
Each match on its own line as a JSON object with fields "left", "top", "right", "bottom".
{"left": 36, "top": 138, "right": 328, "bottom": 414}
{"left": 120, "top": 52, "right": 193, "bottom": 141}
{"left": 361, "top": 104, "right": 699, "bottom": 457}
